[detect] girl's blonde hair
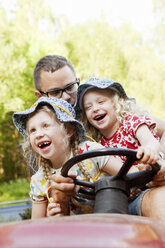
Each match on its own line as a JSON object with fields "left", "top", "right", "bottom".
{"left": 81, "top": 88, "right": 152, "bottom": 142}
{"left": 22, "top": 105, "right": 92, "bottom": 185}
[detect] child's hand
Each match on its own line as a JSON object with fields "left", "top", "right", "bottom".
{"left": 136, "top": 146, "right": 159, "bottom": 165}
{"left": 47, "top": 197, "right": 64, "bottom": 217}
{"left": 51, "top": 174, "right": 79, "bottom": 203}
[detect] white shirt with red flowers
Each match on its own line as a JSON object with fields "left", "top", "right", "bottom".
{"left": 100, "top": 114, "right": 159, "bottom": 164}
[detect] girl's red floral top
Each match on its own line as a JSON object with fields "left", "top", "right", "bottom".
{"left": 100, "top": 114, "right": 159, "bottom": 164}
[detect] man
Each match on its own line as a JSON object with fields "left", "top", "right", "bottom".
{"left": 33, "top": 54, "right": 165, "bottom": 220}
{"left": 33, "top": 55, "right": 79, "bottom": 107}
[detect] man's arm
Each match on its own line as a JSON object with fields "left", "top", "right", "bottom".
{"left": 152, "top": 116, "right": 165, "bottom": 154}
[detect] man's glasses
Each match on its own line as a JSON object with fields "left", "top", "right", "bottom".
{"left": 39, "top": 81, "right": 80, "bottom": 98}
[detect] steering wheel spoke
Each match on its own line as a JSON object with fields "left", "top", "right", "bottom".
{"left": 61, "top": 147, "right": 160, "bottom": 214}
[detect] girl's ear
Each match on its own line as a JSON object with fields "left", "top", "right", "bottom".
{"left": 66, "top": 124, "right": 74, "bottom": 138}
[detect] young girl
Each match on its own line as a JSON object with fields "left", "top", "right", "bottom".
{"left": 75, "top": 77, "right": 165, "bottom": 219}
{"left": 13, "top": 96, "right": 126, "bottom": 219}
{"left": 75, "top": 77, "right": 162, "bottom": 165}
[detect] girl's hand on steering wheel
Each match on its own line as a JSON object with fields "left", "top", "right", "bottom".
{"left": 136, "top": 146, "right": 159, "bottom": 165}
{"left": 51, "top": 174, "right": 79, "bottom": 203}
{"left": 47, "top": 197, "right": 64, "bottom": 217}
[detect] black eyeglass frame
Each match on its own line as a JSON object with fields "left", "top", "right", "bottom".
{"left": 39, "top": 81, "right": 80, "bottom": 98}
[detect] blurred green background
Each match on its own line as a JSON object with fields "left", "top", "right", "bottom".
{"left": 0, "top": 0, "right": 165, "bottom": 201}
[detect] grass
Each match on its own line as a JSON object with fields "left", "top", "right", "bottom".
{"left": 0, "top": 178, "right": 31, "bottom": 223}
{"left": 0, "top": 178, "right": 30, "bottom": 203}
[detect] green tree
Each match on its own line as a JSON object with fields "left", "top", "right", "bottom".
{"left": 58, "top": 20, "right": 165, "bottom": 118}
{"left": 153, "top": 0, "right": 165, "bottom": 56}
{"left": 0, "top": 0, "right": 165, "bottom": 183}
{"left": 0, "top": 0, "right": 65, "bottom": 181}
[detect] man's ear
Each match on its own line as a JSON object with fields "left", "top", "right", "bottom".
{"left": 35, "top": 90, "right": 42, "bottom": 99}
{"left": 77, "top": 77, "right": 80, "bottom": 84}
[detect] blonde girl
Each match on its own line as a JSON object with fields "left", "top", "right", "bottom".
{"left": 74, "top": 77, "right": 165, "bottom": 220}
{"left": 75, "top": 77, "right": 162, "bottom": 165}
{"left": 13, "top": 97, "right": 124, "bottom": 218}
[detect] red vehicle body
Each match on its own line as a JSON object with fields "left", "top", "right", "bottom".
{"left": 0, "top": 148, "right": 164, "bottom": 248}
{"left": 0, "top": 214, "right": 165, "bottom": 248}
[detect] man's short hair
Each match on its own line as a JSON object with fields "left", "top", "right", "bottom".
{"left": 33, "top": 55, "right": 76, "bottom": 90}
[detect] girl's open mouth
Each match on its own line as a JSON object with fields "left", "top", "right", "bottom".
{"left": 94, "top": 114, "right": 106, "bottom": 122}
{"left": 38, "top": 141, "right": 51, "bottom": 149}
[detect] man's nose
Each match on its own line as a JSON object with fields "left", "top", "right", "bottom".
{"left": 61, "top": 91, "right": 71, "bottom": 102}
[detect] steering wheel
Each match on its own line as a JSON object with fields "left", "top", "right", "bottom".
{"left": 61, "top": 148, "right": 160, "bottom": 214}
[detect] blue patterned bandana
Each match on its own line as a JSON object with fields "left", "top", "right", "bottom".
{"left": 13, "top": 97, "right": 86, "bottom": 141}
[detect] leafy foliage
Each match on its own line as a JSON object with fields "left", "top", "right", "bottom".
{"left": 19, "top": 208, "right": 31, "bottom": 220}
{"left": 0, "top": 0, "right": 165, "bottom": 184}
{"left": 0, "top": 0, "right": 62, "bottom": 181}
{"left": 153, "top": 0, "right": 165, "bottom": 55}
{"left": 0, "top": 178, "right": 30, "bottom": 202}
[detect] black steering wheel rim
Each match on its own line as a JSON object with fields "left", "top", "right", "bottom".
{"left": 61, "top": 147, "right": 160, "bottom": 214}
{"left": 61, "top": 148, "right": 138, "bottom": 176}
{"left": 61, "top": 147, "right": 160, "bottom": 190}
{"left": 61, "top": 148, "right": 137, "bottom": 187}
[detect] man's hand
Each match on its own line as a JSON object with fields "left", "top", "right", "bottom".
{"left": 146, "top": 159, "right": 165, "bottom": 187}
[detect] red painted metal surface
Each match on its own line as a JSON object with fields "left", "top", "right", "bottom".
{"left": 0, "top": 214, "right": 165, "bottom": 248}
